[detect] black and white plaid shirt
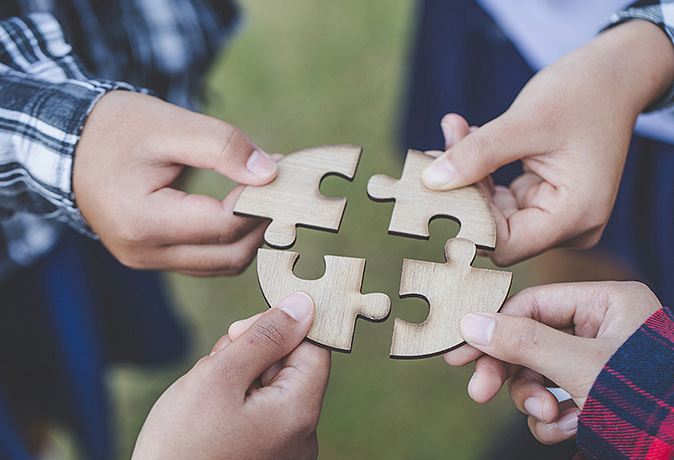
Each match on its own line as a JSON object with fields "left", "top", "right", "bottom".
{"left": 0, "top": 0, "right": 673, "bottom": 277}
{"left": 0, "top": 0, "right": 237, "bottom": 278}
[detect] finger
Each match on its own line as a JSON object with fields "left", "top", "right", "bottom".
{"left": 460, "top": 312, "right": 607, "bottom": 396}
{"left": 528, "top": 401, "right": 580, "bottom": 444}
{"left": 159, "top": 109, "right": 278, "bottom": 185}
{"left": 491, "top": 185, "right": 518, "bottom": 219}
{"left": 468, "top": 354, "right": 519, "bottom": 403}
{"left": 498, "top": 282, "right": 617, "bottom": 332}
{"left": 440, "top": 113, "right": 472, "bottom": 149}
{"left": 144, "top": 185, "right": 264, "bottom": 246}
{"left": 272, "top": 341, "right": 331, "bottom": 408}
{"left": 508, "top": 368, "right": 560, "bottom": 423}
{"left": 209, "top": 335, "right": 232, "bottom": 357}
{"left": 443, "top": 344, "right": 483, "bottom": 366}
{"left": 490, "top": 205, "right": 567, "bottom": 266}
{"left": 422, "top": 113, "right": 545, "bottom": 190}
{"left": 228, "top": 313, "right": 265, "bottom": 340}
{"left": 149, "top": 223, "right": 266, "bottom": 274}
{"left": 215, "top": 292, "right": 315, "bottom": 389}
{"left": 260, "top": 360, "right": 283, "bottom": 387}
{"left": 509, "top": 172, "right": 545, "bottom": 207}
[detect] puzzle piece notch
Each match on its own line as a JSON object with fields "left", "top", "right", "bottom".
{"left": 367, "top": 150, "right": 496, "bottom": 250}
{"left": 234, "top": 145, "right": 362, "bottom": 249}
{"left": 390, "top": 238, "right": 512, "bottom": 359}
{"left": 257, "top": 248, "right": 391, "bottom": 352}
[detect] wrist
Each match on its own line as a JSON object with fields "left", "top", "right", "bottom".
{"left": 590, "top": 19, "right": 674, "bottom": 115}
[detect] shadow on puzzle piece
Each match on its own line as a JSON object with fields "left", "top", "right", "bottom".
{"left": 257, "top": 248, "right": 390, "bottom": 352}
{"left": 234, "top": 145, "right": 362, "bottom": 249}
{"left": 390, "top": 238, "right": 512, "bottom": 359}
{"left": 367, "top": 149, "right": 496, "bottom": 250}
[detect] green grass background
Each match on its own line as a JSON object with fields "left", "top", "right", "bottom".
{"left": 107, "top": 1, "right": 538, "bottom": 458}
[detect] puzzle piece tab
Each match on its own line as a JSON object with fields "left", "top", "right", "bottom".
{"left": 234, "top": 145, "right": 362, "bottom": 249}
{"left": 390, "top": 238, "right": 511, "bottom": 359}
{"left": 367, "top": 150, "right": 496, "bottom": 249}
{"left": 257, "top": 248, "right": 390, "bottom": 352}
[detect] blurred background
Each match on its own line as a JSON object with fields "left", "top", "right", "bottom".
{"left": 106, "top": 1, "right": 541, "bottom": 458}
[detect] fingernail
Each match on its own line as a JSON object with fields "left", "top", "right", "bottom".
{"left": 557, "top": 411, "right": 578, "bottom": 434}
{"left": 276, "top": 292, "right": 313, "bottom": 321}
{"left": 422, "top": 158, "right": 456, "bottom": 187}
{"left": 524, "top": 397, "right": 543, "bottom": 421}
{"left": 461, "top": 314, "right": 495, "bottom": 346}
{"left": 246, "top": 149, "right": 278, "bottom": 179}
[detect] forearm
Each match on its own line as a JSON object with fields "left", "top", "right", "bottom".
{"left": 0, "top": 13, "right": 142, "bottom": 235}
{"left": 593, "top": 19, "right": 674, "bottom": 114}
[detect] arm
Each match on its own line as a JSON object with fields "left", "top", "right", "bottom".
{"left": 0, "top": 13, "right": 278, "bottom": 276}
{"left": 421, "top": 16, "right": 674, "bottom": 266}
{"left": 0, "top": 13, "right": 139, "bottom": 235}
{"left": 132, "top": 292, "right": 331, "bottom": 460}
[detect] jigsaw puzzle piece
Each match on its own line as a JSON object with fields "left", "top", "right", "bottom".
{"left": 390, "top": 238, "right": 511, "bottom": 359}
{"left": 257, "top": 248, "right": 390, "bottom": 352}
{"left": 367, "top": 150, "right": 496, "bottom": 250}
{"left": 234, "top": 145, "right": 362, "bottom": 249}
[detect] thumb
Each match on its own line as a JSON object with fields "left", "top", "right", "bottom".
{"left": 215, "top": 292, "right": 315, "bottom": 389}
{"left": 161, "top": 107, "right": 278, "bottom": 185}
{"left": 460, "top": 312, "right": 602, "bottom": 397}
{"left": 422, "top": 114, "right": 539, "bottom": 190}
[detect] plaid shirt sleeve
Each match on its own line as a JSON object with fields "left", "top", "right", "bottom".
{"left": 0, "top": 13, "right": 142, "bottom": 236}
{"left": 604, "top": 0, "right": 674, "bottom": 111}
{"left": 576, "top": 307, "right": 674, "bottom": 460}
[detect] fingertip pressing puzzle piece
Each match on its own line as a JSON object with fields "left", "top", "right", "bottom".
{"left": 257, "top": 248, "right": 391, "bottom": 352}
{"left": 367, "top": 150, "right": 496, "bottom": 250}
{"left": 390, "top": 238, "right": 512, "bottom": 359}
{"left": 234, "top": 145, "right": 362, "bottom": 249}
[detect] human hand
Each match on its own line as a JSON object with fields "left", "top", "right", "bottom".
{"left": 421, "top": 20, "right": 674, "bottom": 266}
{"left": 444, "top": 281, "right": 663, "bottom": 444}
{"left": 73, "top": 91, "right": 279, "bottom": 276}
{"left": 131, "top": 292, "right": 331, "bottom": 460}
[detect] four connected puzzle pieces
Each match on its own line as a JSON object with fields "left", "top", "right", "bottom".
{"left": 234, "top": 145, "right": 512, "bottom": 358}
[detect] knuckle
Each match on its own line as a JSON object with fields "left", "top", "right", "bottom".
{"left": 225, "top": 249, "right": 256, "bottom": 275}
{"left": 215, "top": 122, "right": 249, "bottom": 169}
{"left": 249, "top": 320, "right": 287, "bottom": 352}
{"left": 503, "top": 319, "right": 540, "bottom": 361}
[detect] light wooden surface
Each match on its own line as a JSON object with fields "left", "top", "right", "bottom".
{"left": 234, "top": 145, "right": 362, "bottom": 249}
{"left": 390, "top": 238, "right": 511, "bottom": 359}
{"left": 257, "top": 248, "right": 391, "bottom": 352}
{"left": 367, "top": 150, "right": 496, "bottom": 249}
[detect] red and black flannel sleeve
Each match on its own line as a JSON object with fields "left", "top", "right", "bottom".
{"left": 576, "top": 307, "right": 674, "bottom": 460}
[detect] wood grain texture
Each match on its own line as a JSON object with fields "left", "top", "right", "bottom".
{"left": 234, "top": 145, "right": 362, "bottom": 249}
{"left": 367, "top": 149, "right": 496, "bottom": 249}
{"left": 257, "top": 248, "right": 390, "bottom": 352}
{"left": 390, "top": 238, "right": 512, "bottom": 359}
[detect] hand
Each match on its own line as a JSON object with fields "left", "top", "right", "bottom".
{"left": 73, "top": 91, "right": 279, "bottom": 276}
{"left": 421, "top": 20, "right": 674, "bottom": 266}
{"left": 445, "top": 281, "right": 663, "bottom": 444}
{"left": 131, "top": 292, "right": 331, "bottom": 460}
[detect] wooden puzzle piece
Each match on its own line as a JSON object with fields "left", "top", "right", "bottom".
{"left": 390, "top": 238, "right": 511, "bottom": 359}
{"left": 234, "top": 145, "right": 362, "bottom": 249}
{"left": 257, "top": 248, "right": 390, "bottom": 352}
{"left": 367, "top": 150, "right": 496, "bottom": 249}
